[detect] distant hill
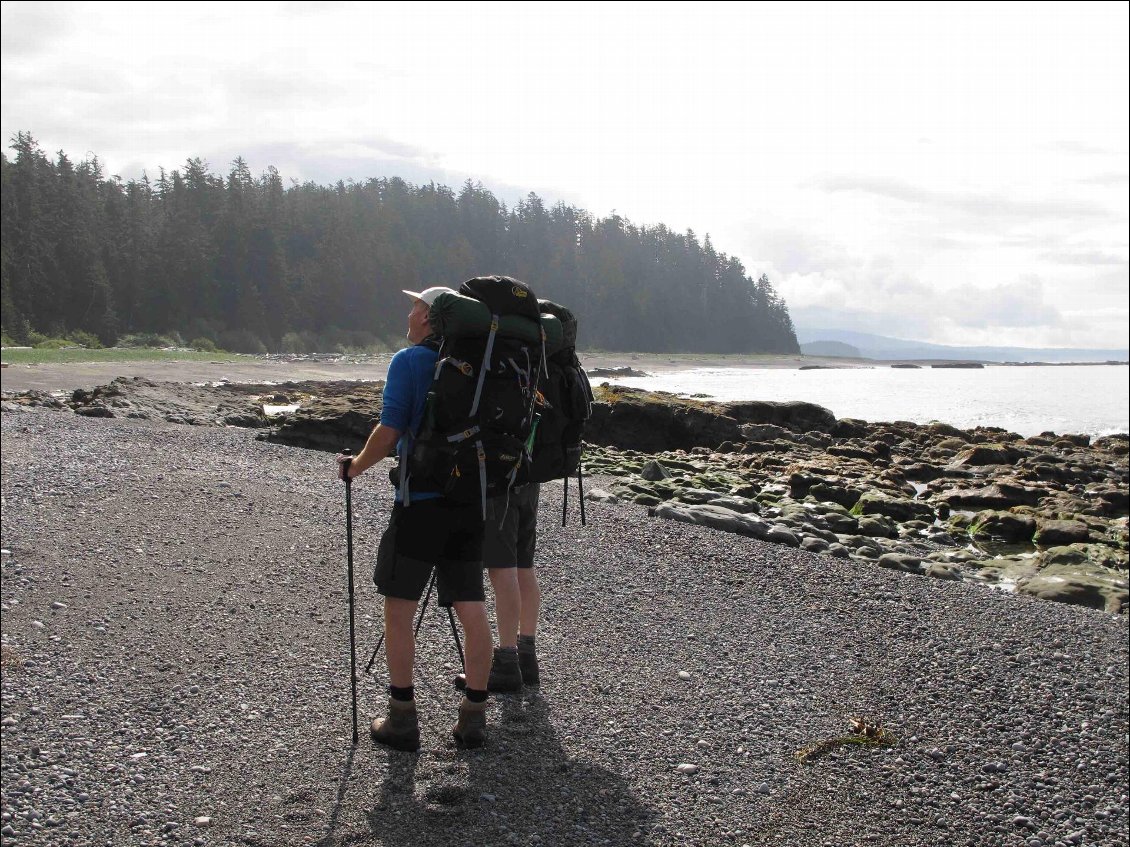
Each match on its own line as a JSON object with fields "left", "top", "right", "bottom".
{"left": 795, "top": 328, "right": 1129, "bottom": 363}
{"left": 799, "top": 340, "right": 862, "bottom": 358}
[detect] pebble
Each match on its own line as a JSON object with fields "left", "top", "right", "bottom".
{"left": 1, "top": 409, "right": 1126, "bottom": 847}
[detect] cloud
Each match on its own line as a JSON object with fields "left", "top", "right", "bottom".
{"left": 815, "top": 176, "right": 1114, "bottom": 223}
{"left": 1042, "top": 250, "right": 1129, "bottom": 267}
{"left": 1049, "top": 140, "right": 1122, "bottom": 157}
{"left": 1077, "top": 172, "right": 1130, "bottom": 186}
{"left": 0, "top": 1, "right": 73, "bottom": 58}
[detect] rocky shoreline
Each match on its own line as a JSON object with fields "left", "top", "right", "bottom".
{"left": 582, "top": 385, "right": 1128, "bottom": 615}
{"left": 4, "top": 376, "right": 1126, "bottom": 615}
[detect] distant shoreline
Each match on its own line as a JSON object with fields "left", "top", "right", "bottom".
{"left": 1, "top": 349, "right": 1126, "bottom": 393}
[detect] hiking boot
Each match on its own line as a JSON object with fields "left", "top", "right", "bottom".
{"left": 370, "top": 698, "right": 420, "bottom": 752}
{"left": 452, "top": 697, "right": 488, "bottom": 748}
{"left": 517, "top": 641, "right": 540, "bottom": 686}
{"left": 487, "top": 647, "right": 522, "bottom": 693}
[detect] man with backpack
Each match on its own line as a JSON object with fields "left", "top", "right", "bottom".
{"left": 338, "top": 285, "right": 493, "bottom": 751}
{"left": 482, "top": 299, "right": 592, "bottom": 692}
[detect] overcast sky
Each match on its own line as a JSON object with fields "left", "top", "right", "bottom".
{"left": 2, "top": 1, "right": 1127, "bottom": 349}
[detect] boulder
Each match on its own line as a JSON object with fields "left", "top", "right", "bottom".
{"left": 586, "top": 386, "right": 743, "bottom": 451}
{"left": 857, "top": 514, "right": 896, "bottom": 538}
{"left": 268, "top": 389, "right": 382, "bottom": 452}
{"left": 1093, "top": 434, "right": 1129, "bottom": 456}
{"left": 1034, "top": 519, "right": 1091, "bottom": 547}
{"left": 722, "top": 400, "right": 837, "bottom": 433}
{"left": 74, "top": 405, "right": 115, "bottom": 418}
{"left": 649, "top": 502, "right": 771, "bottom": 540}
{"left": 854, "top": 491, "right": 936, "bottom": 523}
{"left": 639, "top": 460, "right": 673, "bottom": 481}
{"left": 765, "top": 526, "right": 800, "bottom": 547}
{"left": 925, "top": 562, "right": 964, "bottom": 581}
{"left": 831, "top": 418, "right": 869, "bottom": 438}
{"left": 877, "top": 553, "right": 924, "bottom": 574}
{"left": 949, "top": 444, "right": 1023, "bottom": 467}
{"left": 826, "top": 444, "right": 880, "bottom": 461}
{"left": 1041, "top": 544, "right": 1129, "bottom": 571}
{"left": 809, "top": 482, "right": 864, "bottom": 510}
{"left": 926, "top": 422, "right": 969, "bottom": 440}
{"left": 800, "top": 537, "right": 830, "bottom": 554}
{"left": 740, "top": 423, "right": 793, "bottom": 442}
{"left": 970, "top": 510, "right": 1036, "bottom": 545}
{"left": 1016, "top": 564, "right": 1128, "bottom": 614}
{"left": 823, "top": 512, "right": 860, "bottom": 534}
{"left": 936, "top": 483, "right": 1044, "bottom": 510}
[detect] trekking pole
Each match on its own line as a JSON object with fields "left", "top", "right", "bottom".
{"left": 341, "top": 449, "right": 359, "bottom": 745}
{"left": 577, "top": 465, "right": 587, "bottom": 526}
{"left": 363, "top": 568, "right": 439, "bottom": 675}
{"left": 450, "top": 606, "right": 470, "bottom": 690}
{"left": 447, "top": 607, "right": 466, "bottom": 669}
{"left": 562, "top": 469, "right": 569, "bottom": 526}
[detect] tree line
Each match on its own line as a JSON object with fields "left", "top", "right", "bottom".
{"left": 1, "top": 132, "right": 799, "bottom": 354}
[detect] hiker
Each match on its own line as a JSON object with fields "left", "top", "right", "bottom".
{"left": 483, "top": 298, "right": 591, "bottom": 692}
{"left": 337, "top": 286, "right": 492, "bottom": 751}
{"left": 483, "top": 482, "right": 542, "bottom": 691}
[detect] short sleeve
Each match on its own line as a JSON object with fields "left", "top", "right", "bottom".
{"left": 380, "top": 350, "right": 414, "bottom": 432}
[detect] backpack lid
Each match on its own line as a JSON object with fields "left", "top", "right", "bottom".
{"left": 539, "top": 299, "right": 577, "bottom": 350}
{"left": 459, "top": 275, "right": 541, "bottom": 323}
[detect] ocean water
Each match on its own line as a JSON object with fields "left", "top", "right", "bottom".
{"left": 599, "top": 364, "right": 1129, "bottom": 438}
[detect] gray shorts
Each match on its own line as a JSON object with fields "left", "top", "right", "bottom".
{"left": 483, "top": 483, "right": 539, "bottom": 569}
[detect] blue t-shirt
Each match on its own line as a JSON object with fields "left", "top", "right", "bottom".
{"left": 381, "top": 342, "right": 440, "bottom": 502}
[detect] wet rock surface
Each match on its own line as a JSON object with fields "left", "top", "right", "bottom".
{"left": 581, "top": 387, "right": 1128, "bottom": 615}
{"left": 2, "top": 410, "right": 1129, "bottom": 847}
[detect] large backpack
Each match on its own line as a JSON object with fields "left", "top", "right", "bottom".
{"left": 403, "top": 275, "right": 543, "bottom": 516}
{"left": 525, "top": 299, "right": 594, "bottom": 524}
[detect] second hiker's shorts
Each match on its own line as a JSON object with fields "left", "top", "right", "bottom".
{"left": 483, "top": 483, "right": 540, "bottom": 569}
{"left": 374, "top": 499, "right": 485, "bottom": 606}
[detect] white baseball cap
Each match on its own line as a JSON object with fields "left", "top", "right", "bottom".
{"left": 402, "top": 286, "right": 456, "bottom": 306}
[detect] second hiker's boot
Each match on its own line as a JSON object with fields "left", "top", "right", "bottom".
{"left": 370, "top": 698, "right": 420, "bottom": 752}
{"left": 517, "top": 640, "right": 540, "bottom": 686}
{"left": 452, "top": 697, "right": 488, "bottom": 748}
{"left": 487, "top": 647, "right": 523, "bottom": 693}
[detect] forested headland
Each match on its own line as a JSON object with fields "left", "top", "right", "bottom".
{"left": 1, "top": 133, "right": 798, "bottom": 355}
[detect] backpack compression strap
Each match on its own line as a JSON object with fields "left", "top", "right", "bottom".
{"left": 469, "top": 315, "right": 499, "bottom": 418}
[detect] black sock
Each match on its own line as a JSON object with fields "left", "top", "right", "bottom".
{"left": 465, "top": 688, "right": 488, "bottom": 703}
{"left": 389, "top": 685, "right": 414, "bottom": 702}
{"left": 518, "top": 634, "right": 535, "bottom": 647}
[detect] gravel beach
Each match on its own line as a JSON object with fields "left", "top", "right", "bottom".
{"left": 2, "top": 409, "right": 1128, "bottom": 847}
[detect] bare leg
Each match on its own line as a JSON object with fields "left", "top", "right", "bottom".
{"left": 516, "top": 567, "right": 541, "bottom": 637}
{"left": 452, "top": 600, "right": 491, "bottom": 691}
{"left": 487, "top": 567, "right": 520, "bottom": 648}
{"left": 384, "top": 596, "right": 418, "bottom": 688}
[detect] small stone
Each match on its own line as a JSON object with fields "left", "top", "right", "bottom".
{"left": 676, "top": 763, "right": 699, "bottom": 775}
{"left": 677, "top": 671, "right": 692, "bottom": 680}
{"left": 51, "top": 602, "right": 67, "bottom": 610}
{"left": 756, "top": 782, "right": 771, "bottom": 795}
{"left": 480, "top": 793, "right": 496, "bottom": 802}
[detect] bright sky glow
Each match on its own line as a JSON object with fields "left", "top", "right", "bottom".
{"left": 2, "top": 0, "right": 1127, "bottom": 348}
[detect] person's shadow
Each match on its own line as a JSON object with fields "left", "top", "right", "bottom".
{"left": 364, "top": 692, "right": 658, "bottom": 846}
